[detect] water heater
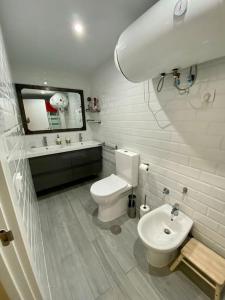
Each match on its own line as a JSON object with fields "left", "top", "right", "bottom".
{"left": 114, "top": 0, "right": 225, "bottom": 82}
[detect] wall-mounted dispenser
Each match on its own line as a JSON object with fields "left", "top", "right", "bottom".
{"left": 114, "top": 0, "right": 225, "bottom": 82}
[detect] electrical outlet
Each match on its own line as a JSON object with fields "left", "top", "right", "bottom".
{"left": 201, "top": 89, "right": 216, "bottom": 104}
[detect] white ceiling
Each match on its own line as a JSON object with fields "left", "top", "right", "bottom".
{"left": 0, "top": 0, "right": 158, "bottom": 76}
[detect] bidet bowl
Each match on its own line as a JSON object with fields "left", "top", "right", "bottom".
{"left": 137, "top": 204, "right": 193, "bottom": 268}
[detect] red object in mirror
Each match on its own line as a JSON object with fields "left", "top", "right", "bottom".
{"left": 45, "top": 100, "right": 58, "bottom": 112}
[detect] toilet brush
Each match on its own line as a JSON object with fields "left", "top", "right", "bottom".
{"left": 144, "top": 195, "right": 147, "bottom": 209}
{"left": 131, "top": 188, "right": 136, "bottom": 207}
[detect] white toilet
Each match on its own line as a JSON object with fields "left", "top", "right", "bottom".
{"left": 90, "top": 149, "right": 139, "bottom": 222}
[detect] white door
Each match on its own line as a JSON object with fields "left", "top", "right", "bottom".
{"left": 0, "top": 163, "right": 42, "bottom": 300}
{"left": 23, "top": 99, "right": 50, "bottom": 131}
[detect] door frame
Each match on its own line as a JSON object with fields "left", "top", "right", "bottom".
{"left": 0, "top": 162, "right": 43, "bottom": 300}
{"left": 0, "top": 279, "right": 11, "bottom": 300}
{"left": 0, "top": 251, "right": 21, "bottom": 300}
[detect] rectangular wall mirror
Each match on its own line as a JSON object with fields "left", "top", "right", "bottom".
{"left": 16, "top": 84, "right": 86, "bottom": 134}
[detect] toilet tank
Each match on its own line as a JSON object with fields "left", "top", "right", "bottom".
{"left": 115, "top": 149, "right": 139, "bottom": 187}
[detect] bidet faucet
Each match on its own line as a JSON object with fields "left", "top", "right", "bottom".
{"left": 171, "top": 203, "right": 179, "bottom": 221}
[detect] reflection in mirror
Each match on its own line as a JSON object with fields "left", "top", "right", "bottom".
{"left": 16, "top": 84, "right": 86, "bottom": 134}
{"left": 22, "top": 89, "right": 83, "bottom": 131}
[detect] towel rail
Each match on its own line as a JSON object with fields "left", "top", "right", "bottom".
{"left": 102, "top": 142, "right": 118, "bottom": 151}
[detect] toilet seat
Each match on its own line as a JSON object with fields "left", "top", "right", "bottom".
{"left": 91, "top": 174, "right": 129, "bottom": 198}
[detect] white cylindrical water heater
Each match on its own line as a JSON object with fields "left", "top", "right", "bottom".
{"left": 114, "top": 0, "right": 225, "bottom": 82}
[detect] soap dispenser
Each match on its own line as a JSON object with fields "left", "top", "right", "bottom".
{"left": 56, "top": 134, "right": 62, "bottom": 145}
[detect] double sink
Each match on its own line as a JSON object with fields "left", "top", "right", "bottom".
{"left": 26, "top": 140, "right": 102, "bottom": 158}
{"left": 27, "top": 140, "right": 103, "bottom": 193}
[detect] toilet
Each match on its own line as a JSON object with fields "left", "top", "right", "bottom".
{"left": 90, "top": 149, "right": 139, "bottom": 222}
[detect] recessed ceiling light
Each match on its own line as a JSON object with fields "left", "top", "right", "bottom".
{"left": 44, "top": 81, "right": 48, "bottom": 85}
{"left": 73, "top": 23, "right": 84, "bottom": 35}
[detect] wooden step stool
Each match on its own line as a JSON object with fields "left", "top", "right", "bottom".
{"left": 170, "top": 238, "right": 225, "bottom": 300}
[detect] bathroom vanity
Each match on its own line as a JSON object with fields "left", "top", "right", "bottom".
{"left": 27, "top": 141, "right": 102, "bottom": 193}
{"left": 15, "top": 84, "right": 103, "bottom": 194}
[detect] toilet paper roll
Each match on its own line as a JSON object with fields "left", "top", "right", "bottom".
{"left": 140, "top": 204, "right": 150, "bottom": 218}
{"left": 139, "top": 163, "right": 149, "bottom": 172}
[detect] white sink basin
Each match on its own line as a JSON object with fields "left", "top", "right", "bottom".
{"left": 29, "top": 144, "right": 60, "bottom": 153}
{"left": 26, "top": 140, "right": 102, "bottom": 158}
{"left": 138, "top": 204, "right": 193, "bottom": 268}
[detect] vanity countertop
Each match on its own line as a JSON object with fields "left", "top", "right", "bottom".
{"left": 26, "top": 140, "right": 102, "bottom": 158}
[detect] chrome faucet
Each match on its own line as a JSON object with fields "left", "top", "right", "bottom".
{"left": 79, "top": 133, "right": 83, "bottom": 142}
{"left": 171, "top": 203, "right": 179, "bottom": 221}
{"left": 42, "top": 136, "right": 48, "bottom": 147}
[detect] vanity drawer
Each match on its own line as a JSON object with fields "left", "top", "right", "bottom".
{"left": 29, "top": 152, "right": 71, "bottom": 175}
{"left": 71, "top": 161, "right": 102, "bottom": 180}
{"left": 32, "top": 169, "right": 72, "bottom": 192}
{"left": 69, "top": 147, "right": 102, "bottom": 167}
{"left": 29, "top": 146, "right": 102, "bottom": 193}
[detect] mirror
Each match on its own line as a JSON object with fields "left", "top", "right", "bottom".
{"left": 16, "top": 84, "right": 86, "bottom": 134}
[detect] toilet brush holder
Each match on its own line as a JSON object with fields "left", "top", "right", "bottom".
{"left": 128, "top": 194, "right": 136, "bottom": 218}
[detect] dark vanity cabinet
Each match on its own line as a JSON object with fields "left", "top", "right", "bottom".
{"left": 29, "top": 146, "right": 102, "bottom": 193}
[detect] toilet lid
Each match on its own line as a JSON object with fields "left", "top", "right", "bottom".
{"left": 91, "top": 174, "right": 128, "bottom": 197}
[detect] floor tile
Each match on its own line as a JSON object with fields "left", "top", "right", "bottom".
{"left": 39, "top": 181, "right": 215, "bottom": 300}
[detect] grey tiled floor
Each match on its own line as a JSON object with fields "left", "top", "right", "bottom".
{"left": 39, "top": 180, "right": 219, "bottom": 300}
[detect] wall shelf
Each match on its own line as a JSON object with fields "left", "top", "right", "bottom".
{"left": 87, "top": 119, "right": 101, "bottom": 124}
{"left": 86, "top": 108, "right": 101, "bottom": 113}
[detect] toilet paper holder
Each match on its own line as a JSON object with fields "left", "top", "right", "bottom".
{"left": 140, "top": 195, "right": 150, "bottom": 218}
{"left": 140, "top": 163, "right": 150, "bottom": 172}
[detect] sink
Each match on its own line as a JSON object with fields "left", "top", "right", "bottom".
{"left": 137, "top": 204, "right": 193, "bottom": 268}
{"left": 29, "top": 145, "right": 61, "bottom": 153}
{"left": 29, "top": 146, "right": 48, "bottom": 153}
{"left": 26, "top": 140, "right": 102, "bottom": 158}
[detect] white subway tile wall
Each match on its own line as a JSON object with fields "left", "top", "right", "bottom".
{"left": 91, "top": 57, "right": 225, "bottom": 257}
{"left": 0, "top": 28, "right": 51, "bottom": 299}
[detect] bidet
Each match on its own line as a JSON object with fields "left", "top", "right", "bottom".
{"left": 137, "top": 204, "right": 193, "bottom": 268}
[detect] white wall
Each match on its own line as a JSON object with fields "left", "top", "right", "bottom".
{"left": 11, "top": 64, "right": 93, "bottom": 147}
{"left": 90, "top": 56, "right": 225, "bottom": 258}
{"left": 12, "top": 64, "right": 90, "bottom": 94}
{"left": 0, "top": 28, "right": 51, "bottom": 299}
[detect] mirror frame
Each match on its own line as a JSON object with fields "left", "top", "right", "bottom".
{"left": 15, "top": 83, "right": 86, "bottom": 134}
